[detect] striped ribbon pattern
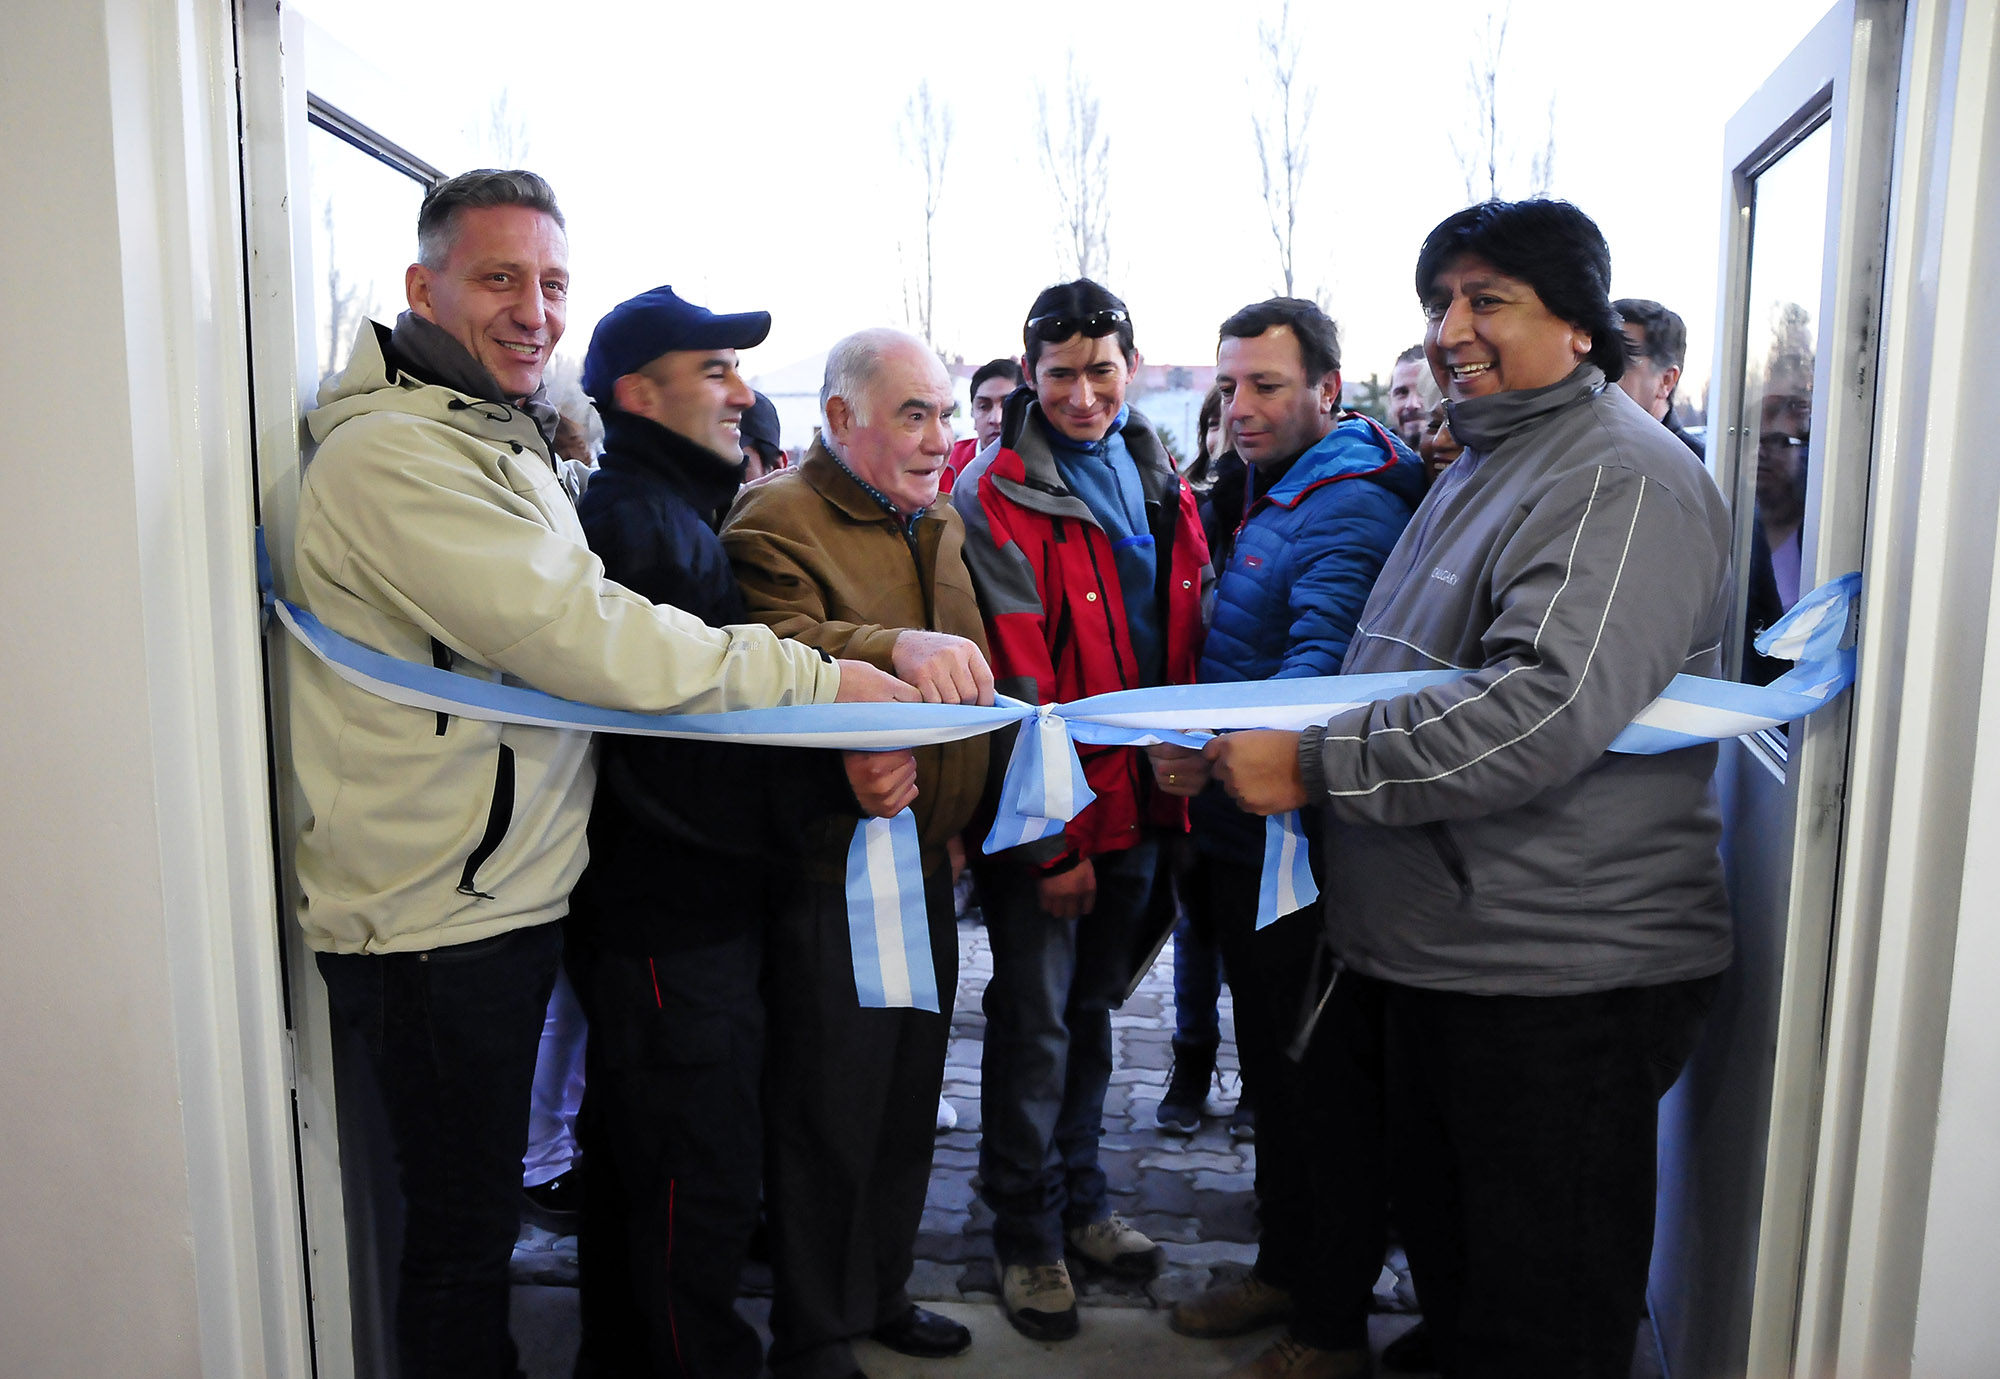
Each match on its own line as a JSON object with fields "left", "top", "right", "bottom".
{"left": 271, "top": 571, "right": 1859, "bottom": 1008}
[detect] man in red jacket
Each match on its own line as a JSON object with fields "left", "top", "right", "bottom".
{"left": 953, "top": 279, "right": 1209, "bottom": 1341}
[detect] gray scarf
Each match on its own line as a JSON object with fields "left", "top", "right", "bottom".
{"left": 389, "top": 310, "right": 560, "bottom": 450}
{"left": 1446, "top": 363, "right": 1605, "bottom": 455}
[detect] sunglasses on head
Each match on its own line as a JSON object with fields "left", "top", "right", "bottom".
{"left": 1025, "top": 308, "right": 1129, "bottom": 344}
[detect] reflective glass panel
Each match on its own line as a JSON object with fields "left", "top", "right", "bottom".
{"left": 306, "top": 123, "right": 429, "bottom": 388}
{"left": 1738, "top": 118, "right": 1831, "bottom": 687}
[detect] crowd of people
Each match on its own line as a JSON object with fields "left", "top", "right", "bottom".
{"left": 291, "top": 165, "right": 1754, "bottom": 1379}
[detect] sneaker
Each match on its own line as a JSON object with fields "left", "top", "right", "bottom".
{"left": 936, "top": 1095, "right": 958, "bottom": 1133}
{"left": 1065, "top": 1213, "right": 1165, "bottom": 1279}
{"left": 1221, "top": 1335, "right": 1371, "bottom": 1379}
{"left": 1169, "top": 1271, "right": 1294, "bottom": 1338}
{"left": 1001, "top": 1260, "right": 1078, "bottom": 1341}
{"left": 1228, "top": 1099, "right": 1257, "bottom": 1141}
{"left": 1157, "top": 1048, "right": 1213, "bottom": 1134}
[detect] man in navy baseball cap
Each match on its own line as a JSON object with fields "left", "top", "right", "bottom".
{"left": 581, "top": 285, "right": 772, "bottom": 464}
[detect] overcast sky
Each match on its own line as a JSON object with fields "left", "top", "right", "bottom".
{"left": 305, "top": 0, "right": 1834, "bottom": 406}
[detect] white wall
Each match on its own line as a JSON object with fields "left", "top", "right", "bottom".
{"left": 0, "top": 2, "right": 308, "bottom": 1374}
{"left": 0, "top": 2, "right": 204, "bottom": 1371}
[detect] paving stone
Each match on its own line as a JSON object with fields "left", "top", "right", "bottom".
{"left": 1161, "top": 1239, "right": 1259, "bottom": 1268}
{"left": 1190, "top": 1168, "right": 1256, "bottom": 1194}
{"left": 956, "top": 1257, "right": 998, "bottom": 1297}
{"left": 1131, "top": 1167, "right": 1198, "bottom": 1216}
{"left": 1145, "top": 1265, "right": 1218, "bottom": 1306}
{"left": 926, "top": 1175, "right": 978, "bottom": 1211}
{"left": 1139, "top": 1148, "right": 1242, "bottom": 1173}
{"left": 901, "top": 1259, "right": 963, "bottom": 1302}
{"left": 919, "top": 1207, "right": 968, "bottom": 1236}
{"left": 916, "top": 1229, "right": 990, "bottom": 1264}
{"left": 1124, "top": 1211, "right": 1200, "bottom": 1244}
{"left": 1189, "top": 1190, "right": 1262, "bottom": 1244}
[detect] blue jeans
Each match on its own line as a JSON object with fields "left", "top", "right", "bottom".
{"left": 978, "top": 840, "right": 1159, "bottom": 1265}
{"left": 1169, "top": 907, "right": 1223, "bottom": 1044}
{"left": 318, "top": 923, "right": 562, "bottom": 1379}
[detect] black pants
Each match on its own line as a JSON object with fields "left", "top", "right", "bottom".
{"left": 765, "top": 868, "right": 955, "bottom": 1379}
{"left": 1181, "top": 853, "right": 1386, "bottom": 1350}
{"left": 317, "top": 923, "right": 562, "bottom": 1379}
{"left": 1381, "top": 973, "right": 1721, "bottom": 1379}
{"left": 566, "top": 936, "right": 765, "bottom": 1379}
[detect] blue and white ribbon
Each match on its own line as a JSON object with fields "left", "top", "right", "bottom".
{"left": 272, "top": 572, "right": 1860, "bottom": 1007}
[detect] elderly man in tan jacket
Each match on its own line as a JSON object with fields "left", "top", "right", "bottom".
{"left": 722, "top": 327, "right": 993, "bottom": 1379}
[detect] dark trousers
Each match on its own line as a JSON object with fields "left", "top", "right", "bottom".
{"left": 1184, "top": 851, "right": 1387, "bottom": 1350}
{"left": 1381, "top": 973, "right": 1721, "bottom": 1379}
{"left": 566, "top": 936, "right": 765, "bottom": 1379}
{"left": 978, "top": 840, "right": 1159, "bottom": 1265}
{"left": 764, "top": 868, "right": 955, "bottom": 1379}
{"left": 317, "top": 922, "right": 563, "bottom": 1379}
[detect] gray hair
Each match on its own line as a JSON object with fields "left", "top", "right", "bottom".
{"left": 417, "top": 168, "right": 565, "bottom": 269}
{"left": 819, "top": 327, "right": 929, "bottom": 455}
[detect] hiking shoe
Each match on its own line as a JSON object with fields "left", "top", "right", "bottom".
{"left": 1380, "top": 1319, "right": 1433, "bottom": 1372}
{"left": 1065, "top": 1213, "right": 1165, "bottom": 1279}
{"left": 1169, "top": 1271, "right": 1294, "bottom": 1338}
{"left": 1222, "top": 1334, "right": 1371, "bottom": 1379}
{"left": 1157, "top": 1042, "right": 1215, "bottom": 1134}
{"left": 1228, "top": 1099, "right": 1257, "bottom": 1140}
{"left": 1001, "top": 1260, "right": 1078, "bottom": 1341}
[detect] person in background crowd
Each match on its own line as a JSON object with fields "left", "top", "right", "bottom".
{"left": 1613, "top": 297, "right": 1704, "bottom": 456}
{"left": 1158, "top": 380, "right": 1243, "bottom": 1138}
{"left": 1197, "top": 199, "right": 1733, "bottom": 1379}
{"left": 1387, "top": 342, "right": 1439, "bottom": 450}
{"left": 1418, "top": 400, "right": 1463, "bottom": 486}
{"left": 740, "top": 389, "right": 787, "bottom": 481}
{"left": 724, "top": 327, "right": 995, "bottom": 1379}
{"left": 562, "top": 286, "right": 912, "bottom": 1378}
{"left": 1151, "top": 298, "right": 1425, "bottom": 1379}
{"left": 291, "top": 171, "right": 910, "bottom": 1379}
{"left": 954, "top": 279, "right": 1209, "bottom": 1341}
{"left": 942, "top": 355, "right": 1023, "bottom": 493}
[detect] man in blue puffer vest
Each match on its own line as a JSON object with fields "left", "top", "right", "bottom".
{"left": 1153, "top": 297, "right": 1425, "bottom": 1379}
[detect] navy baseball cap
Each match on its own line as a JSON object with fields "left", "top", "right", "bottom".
{"left": 582, "top": 285, "right": 772, "bottom": 407}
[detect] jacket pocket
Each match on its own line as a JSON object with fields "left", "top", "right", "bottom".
{"left": 457, "top": 745, "right": 516, "bottom": 899}
{"left": 1423, "top": 821, "right": 1473, "bottom": 899}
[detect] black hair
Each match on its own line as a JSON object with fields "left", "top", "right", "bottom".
{"left": 1395, "top": 343, "right": 1426, "bottom": 367}
{"left": 970, "top": 357, "right": 1025, "bottom": 394}
{"left": 418, "top": 169, "right": 564, "bottom": 268}
{"left": 1216, "top": 297, "right": 1342, "bottom": 381}
{"left": 1022, "top": 279, "right": 1135, "bottom": 371}
{"left": 1414, "top": 199, "right": 1625, "bottom": 383}
{"left": 1612, "top": 298, "right": 1688, "bottom": 373}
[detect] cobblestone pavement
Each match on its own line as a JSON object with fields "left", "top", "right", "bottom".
{"left": 911, "top": 913, "right": 1419, "bottom": 1318}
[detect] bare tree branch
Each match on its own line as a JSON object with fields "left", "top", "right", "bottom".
{"left": 898, "top": 81, "right": 954, "bottom": 349}
{"left": 1449, "top": 6, "right": 1558, "bottom": 202}
{"left": 1250, "top": 1, "right": 1316, "bottom": 297}
{"left": 322, "top": 199, "right": 367, "bottom": 376}
{"left": 1034, "top": 58, "right": 1111, "bottom": 281}
{"left": 480, "top": 89, "right": 532, "bottom": 166}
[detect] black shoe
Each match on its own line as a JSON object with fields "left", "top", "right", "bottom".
{"left": 871, "top": 1304, "right": 972, "bottom": 1358}
{"left": 1381, "top": 1319, "right": 1434, "bottom": 1372}
{"left": 521, "top": 1169, "right": 582, "bottom": 1232}
{"left": 1157, "top": 1037, "right": 1217, "bottom": 1135}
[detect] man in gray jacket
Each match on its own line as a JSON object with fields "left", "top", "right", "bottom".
{"left": 293, "top": 169, "right": 909, "bottom": 1379}
{"left": 1197, "top": 199, "right": 1732, "bottom": 1379}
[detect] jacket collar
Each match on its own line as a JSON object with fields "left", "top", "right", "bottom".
{"left": 801, "top": 439, "right": 932, "bottom": 533}
{"left": 597, "top": 410, "right": 745, "bottom": 518}
{"left": 997, "top": 397, "right": 1178, "bottom": 513}
{"left": 1445, "top": 363, "right": 1605, "bottom": 455}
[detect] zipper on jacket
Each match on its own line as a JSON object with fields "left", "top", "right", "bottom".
{"left": 430, "top": 639, "right": 453, "bottom": 735}
{"left": 457, "top": 745, "right": 516, "bottom": 899}
{"left": 1423, "top": 821, "right": 1473, "bottom": 898}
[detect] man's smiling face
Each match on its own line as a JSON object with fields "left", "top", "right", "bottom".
{"left": 1422, "top": 254, "right": 1588, "bottom": 403}
{"left": 406, "top": 203, "right": 569, "bottom": 399}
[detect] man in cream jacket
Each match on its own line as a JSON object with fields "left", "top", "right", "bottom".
{"left": 291, "top": 168, "right": 908, "bottom": 1379}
